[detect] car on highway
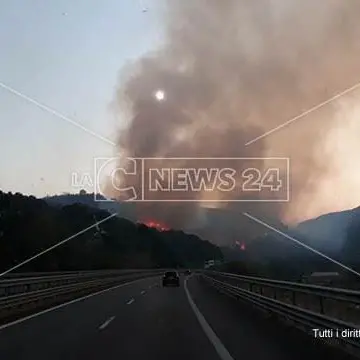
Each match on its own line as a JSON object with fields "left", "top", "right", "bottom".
{"left": 162, "top": 271, "right": 180, "bottom": 287}
{"left": 184, "top": 269, "right": 191, "bottom": 276}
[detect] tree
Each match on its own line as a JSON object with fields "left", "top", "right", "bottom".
{"left": 0, "top": 190, "right": 223, "bottom": 272}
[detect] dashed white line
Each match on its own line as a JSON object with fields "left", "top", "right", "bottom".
{"left": 141, "top": 290, "right": 146, "bottom": 295}
{"left": 99, "top": 316, "right": 115, "bottom": 330}
{"left": 127, "top": 298, "right": 135, "bottom": 305}
{"left": 0, "top": 278, "right": 146, "bottom": 331}
{"left": 184, "top": 277, "right": 234, "bottom": 360}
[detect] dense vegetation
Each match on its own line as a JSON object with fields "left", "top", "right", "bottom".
{"left": 217, "top": 216, "right": 360, "bottom": 285}
{"left": 0, "top": 191, "right": 223, "bottom": 272}
{"left": 2, "top": 190, "right": 360, "bottom": 285}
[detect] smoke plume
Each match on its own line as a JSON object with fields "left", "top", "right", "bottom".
{"left": 110, "top": 0, "right": 360, "bottom": 243}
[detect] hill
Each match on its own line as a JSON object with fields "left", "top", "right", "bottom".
{"left": 40, "top": 191, "right": 360, "bottom": 281}
{"left": 295, "top": 207, "right": 360, "bottom": 253}
{"left": 43, "top": 192, "right": 137, "bottom": 221}
{"left": 218, "top": 207, "right": 360, "bottom": 282}
{"left": 0, "top": 190, "right": 222, "bottom": 272}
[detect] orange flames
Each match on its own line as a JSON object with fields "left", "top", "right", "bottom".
{"left": 235, "top": 240, "right": 246, "bottom": 251}
{"left": 140, "top": 219, "right": 170, "bottom": 232}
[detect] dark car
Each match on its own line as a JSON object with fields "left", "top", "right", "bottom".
{"left": 162, "top": 271, "right": 180, "bottom": 287}
{"left": 184, "top": 269, "right": 191, "bottom": 276}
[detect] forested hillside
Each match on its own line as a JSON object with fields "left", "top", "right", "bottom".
{"left": 0, "top": 191, "right": 222, "bottom": 272}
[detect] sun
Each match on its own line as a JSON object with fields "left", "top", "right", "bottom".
{"left": 154, "top": 89, "right": 166, "bottom": 101}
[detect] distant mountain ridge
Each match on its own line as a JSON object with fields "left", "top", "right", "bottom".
{"left": 44, "top": 193, "right": 105, "bottom": 208}
{"left": 11, "top": 190, "right": 360, "bottom": 280}
{"left": 219, "top": 205, "right": 360, "bottom": 281}
{"left": 43, "top": 193, "right": 137, "bottom": 221}
{"left": 295, "top": 206, "right": 360, "bottom": 253}
{"left": 44, "top": 192, "right": 360, "bottom": 255}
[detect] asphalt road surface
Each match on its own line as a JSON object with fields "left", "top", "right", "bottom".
{"left": 0, "top": 275, "right": 357, "bottom": 360}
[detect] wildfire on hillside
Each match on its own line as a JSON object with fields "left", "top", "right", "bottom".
{"left": 140, "top": 219, "right": 170, "bottom": 232}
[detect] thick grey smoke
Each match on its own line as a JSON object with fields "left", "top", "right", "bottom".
{"left": 111, "top": 0, "right": 360, "bottom": 243}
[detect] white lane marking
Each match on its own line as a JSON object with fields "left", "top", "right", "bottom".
{"left": 0, "top": 278, "right": 148, "bottom": 331}
{"left": 99, "top": 316, "right": 115, "bottom": 330}
{"left": 141, "top": 290, "right": 146, "bottom": 295}
{"left": 127, "top": 298, "right": 135, "bottom": 305}
{"left": 184, "top": 277, "right": 234, "bottom": 360}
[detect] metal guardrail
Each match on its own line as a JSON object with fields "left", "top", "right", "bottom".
{"left": 0, "top": 269, "right": 165, "bottom": 297}
{"left": 0, "top": 269, "right": 162, "bottom": 279}
{"left": 0, "top": 269, "right": 166, "bottom": 324}
{"left": 200, "top": 270, "right": 360, "bottom": 358}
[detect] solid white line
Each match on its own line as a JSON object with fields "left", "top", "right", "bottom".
{"left": 184, "top": 277, "right": 234, "bottom": 360}
{"left": 243, "top": 212, "right": 360, "bottom": 278}
{"left": 245, "top": 80, "right": 360, "bottom": 146}
{"left": 0, "top": 213, "right": 117, "bottom": 278}
{"left": 99, "top": 316, "right": 115, "bottom": 330}
{"left": 0, "top": 81, "right": 116, "bottom": 146}
{"left": 0, "top": 278, "right": 144, "bottom": 331}
{"left": 127, "top": 298, "right": 135, "bottom": 305}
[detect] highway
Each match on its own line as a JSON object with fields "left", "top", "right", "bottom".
{"left": 0, "top": 275, "right": 356, "bottom": 360}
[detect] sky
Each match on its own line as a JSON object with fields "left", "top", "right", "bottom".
{"left": 2, "top": 0, "right": 360, "bottom": 225}
{"left": 0, "top": 0, "right": 162, "bottom": 197}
